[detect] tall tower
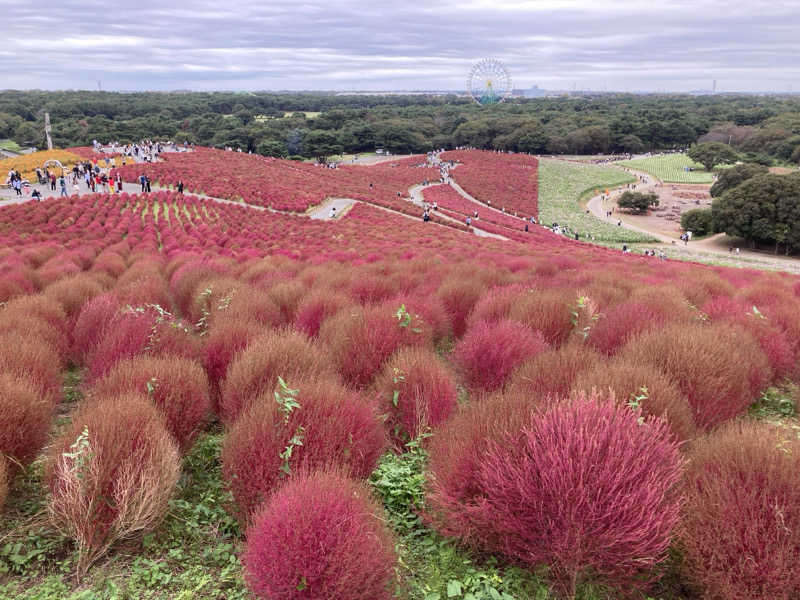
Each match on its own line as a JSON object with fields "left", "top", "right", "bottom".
{"left": 44, "top": 112, "right": 53, "bottom": 150}
{"left": 712, "top": 79, "right": 717, "bottom": 94}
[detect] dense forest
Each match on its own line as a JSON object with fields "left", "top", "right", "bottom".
{"left": 2, "top": 91, "right": 800, "bottom": 163}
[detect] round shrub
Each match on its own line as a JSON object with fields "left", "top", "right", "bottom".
{"left": 46, "top": 394, "right": 180, "bottom": 575}
{"left": 294, "top": 288, "right": 354, "bottom": 338}
{"left": 620, "top": 322, "right": 770, "bottom": 430}
{"left": 587, "top": 288, "right": 694, "bottom": 355}
{"left": 0, "top": 374, "right": 53, "bottom": 468}
{"left": 243, "top": 470, "right": 396, "bottom": 600}
{"left": 43, "top": 272, "right": 106, "bottom": 324}
{"left": 372, "top": 347, "right": 458, "bottom": 445}
{"left": 202, "top": 317, "right": 262, "bottom": 405}
{"left": 436, "top": 277, "right": 485, "bottom": 338}
{"left": 572, "top": 358, "right": 697, "bottom": 442}
{"left": 0, "top": 331, "right": 62, "bottom": 403}
{"left": 91, "top": 356, "right": 211, "bottom": 452}
{"left": 220, "top": 328, "right": 334, "bottom": 424}
{"left": 87, "top": 305, "right": 200, "bottom": 382}
{"left": 454, "top": 319, "right": 549, "bottom": 392}
{"left": 680, "top": 421, "right": 800, "bottom": 600}
{"left": 507, "top": 287, "right": 574, "bottom": 347}
{"left": 72, "top": 292, "right": 122, "bottom": 364}
{"left": 427, "top": 391, "right": 684, "bottom": 597}
{"left": 222, "top": 378, "right": 386, "bottom": 522}
{"left": 507, "top": 343, "right": 602, "bottom": 402}
{"left": 319, "top": 304, "right": 426, "bottom": 389}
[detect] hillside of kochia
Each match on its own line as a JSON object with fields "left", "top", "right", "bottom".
{"left": 2, "top": 153, "right": 800, "bottom": 599}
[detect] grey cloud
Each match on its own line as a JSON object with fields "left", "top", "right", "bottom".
{"left": 0, "top": 0, "right": 798, "bottom": 91}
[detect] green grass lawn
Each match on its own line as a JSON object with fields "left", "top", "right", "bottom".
{"left": 616, "top": 154, "right": 718, "bottom": 184}
{"left": 538, "top": 159, "right": 656, "bottom": 243}
{"left": 0, "top": 140, "right": 22, "bottom": 153}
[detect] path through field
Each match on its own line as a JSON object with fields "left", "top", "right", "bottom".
{"left": 586, "top": 165, "right": 800, "bottom": 274}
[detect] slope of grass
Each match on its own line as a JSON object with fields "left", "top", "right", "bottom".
{"left": 537, "top": 159, "right": 655, "bottom": 243}
{"left": 616, "top": 154, "right": 718, "bottom": 184}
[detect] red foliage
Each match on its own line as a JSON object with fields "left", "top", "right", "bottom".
{"left": 507, "top": 343, "right": 602, "bottom": 402}
{"left": 294, "top": 288, "right": 354, "bottom": 338}
{"left": 572, "top": 358, "right": 697, "bottom": 443}
{"left": 72, "top": 293, "right": 122, "bottom": 364}
{"left": 0, "top": 331, "right": 62, "bottom": 403}
{"left": 371, "top": 347, "right": 458, "bottom": 445}
{"left": 440, "top": 150, "right": 539, "bottom": 217}
{"left": 43, "top": 272, "right": 106, "bottom": 326}
{"left": 90, "top": 356, "right": 211, "bottom": 452}
{"left": 621, "top": 323, "right": 770, "bottom": 430}
{"left": 243, "top": 470, "right": 396, "bottom": 600}
{"left": 221, "top": 378, "right": 386, "bottom": 521}
{"left": 0, "top": 374, "right": 53, "bottom": 468}
{"left": 680, "top": 421, "right": 800, "bottom": 600}
{"left": 319, "top": 304, "right": 426, "bottom": 388}
{"left": 220, "top": 329, "right": 334, "bottom": 424}
{"left": 427, "top": 391, "right": 683, "bottom": 597}
{"left": 436, "top": 277, "right": 486, "bottom": 338}
{"left": 454, "top": 319, "right": 549, "bottom": 392}
{"left": 587, "top": 288, "right": 695, "bottom": 355}
{"left": 46, "top": 394, "right": 180, "bottom": 574}
{"left": 507, "top": 288, "right": 574, "bottom": 346}
{"left": 201, "top": 317, "right": 262, "bottom": 407}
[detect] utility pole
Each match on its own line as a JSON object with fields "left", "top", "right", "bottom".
{"left": 44, "top": 112, "right": 53, "bottom": 150}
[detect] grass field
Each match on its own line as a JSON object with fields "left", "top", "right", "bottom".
{"left": 616, "top": 154, "right": 719, "bottom": 184}
{"left": 0, "top": 140, "right": 22, "bottom": 153}
{"left": 538, "top": 159, "right": 656, "bottom": 243}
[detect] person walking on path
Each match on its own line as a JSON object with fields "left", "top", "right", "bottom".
{"left": 59, "top": 176, "right": 68, "bottom": 197}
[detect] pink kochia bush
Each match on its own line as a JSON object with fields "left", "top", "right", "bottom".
{"left": 222, "top": 378, "right": 386, "bottom": 522}
{"left": 454, "top": 319, "right": 548, "bottom": 392}
{"left": 680, "top": 421, "right": 800, "bottom": 600}
{"left": 426, "top": 391, "right": 684, "bottom": 597}
{"left": 90, "top": 356, "right": 212, "bottom": 452}
{"left": 243, "top": 470, "right": 397, "bottom": 600}
{"left": 371, "top": 347, "right": 458, "bottom": 445}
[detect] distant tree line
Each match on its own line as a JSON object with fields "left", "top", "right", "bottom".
{"left": 1, "top": 91, "right": 800, "bottom": 162}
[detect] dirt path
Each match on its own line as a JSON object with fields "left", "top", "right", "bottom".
{"left": 410, "top": 183, "right": 508, "bottom": 240}
{"left": 582, "top": 165, "right": 800, "bottom": 273}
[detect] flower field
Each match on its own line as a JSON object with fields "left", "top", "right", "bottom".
{"left": 616, "top": 153, "right": 718, "bottom": 183}
{"left": 2, "top": 149, "right": 800, "bottom": 600}
{"left": 441, "top": 150, "right": 539, "bottom": 216}
{"left": 537, "top": 158, "right": 654, "bottom": 243}
{"left": 1, "top": 149, "right": 84, "bottom": 183}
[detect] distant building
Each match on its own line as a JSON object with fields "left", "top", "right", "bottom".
{"left": 516, "top": 85, "right": 549, "bottom": 98}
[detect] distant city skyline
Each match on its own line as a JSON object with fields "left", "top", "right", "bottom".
{"left": 2, "top": 0, "right": 798, "bottom": 93}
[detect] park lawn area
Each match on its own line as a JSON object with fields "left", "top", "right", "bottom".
{"left": 0, "top": 140, "right": 22, "bottom": 152}
{"left": 616, "top": 154, "right": 719, "bottom": 183}
{"left": 538, "top": 158, "right": 656, "bottom": 243}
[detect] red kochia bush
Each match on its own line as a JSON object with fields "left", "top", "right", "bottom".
{"left": 319, "top": 305, "right": 426, "bottom": 388}
{"left": 222, "top": 378, "right": 386, "bottom": 521}
{"left": 46, "top": 394, "right": 180, "bottom": 575}
{"left": 0, "top": 374, "right": 53, "bottom": 467}
{"left": 72, "top": 293, "right": 122, "bottom": 363}
{"left": 572, "top": 358, "right": 697, "bottom": 443}
{"left": 680, "top": 421, "right": 800, "bottom": 600}
{"left": 202, "top": 317, "right": 262, "bottom": 406}
{"left": 372, "top": 347, "right": 458, "bottom": 445}
{"left": 507, "top": 343, "right": 602, "bottom": 402}
{"left": 620, "top": 323, "right": 770, "bottom": 430}
{"left": 294, "top": 288, "right": 354, "bottom": 338}
{"left": 91, "top": 356, "right": 211, "bottom": 452}
{"left": 454, "top": 319, "right": 548, "bottom": 392}
{"left": 220, "top": 329, "right": 334, "bottom": 424}
{"left": 427, "top": 391, "right": 684, "bottom": 597}
{"left": 0, "top": 331, "right": 62, "bottom": 403}
{"left": 243, "top": 470, "right": 396, "bottom": 600}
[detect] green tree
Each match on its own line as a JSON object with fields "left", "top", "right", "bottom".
{"left": 304, "top": 130, "right": 342, "bottom": 163}
{"left": 617, "top": 191, "right": 660, "bottom": 214}
{"left": 256, "top": 139, "right": 288, "bottom": 158}
{"left": 687, "top": 142, "right": 739, "bottom": 171}
{"left": 710, "top": 163, "right": 769, "bottom": 197}
{"left": 680, "top": 208, "right": 714, "bottom": 236}
{"left": 711, "top": 173, "right": 800, "bottom": 253}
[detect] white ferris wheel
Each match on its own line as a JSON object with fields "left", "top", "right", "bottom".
{"left": 467, "top": 58, "right": 513, "bottom": 105}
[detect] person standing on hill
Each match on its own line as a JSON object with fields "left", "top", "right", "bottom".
{"left": 146, "top": 176, "right": 151, "bottom": 193}
{"left": 140, "top": 174, "right": 146, "bottom": 193}
{"left": 177, "top": 181, "right": 184, "bottom": 194}
{"left": 49, "top": 173, "right": 56, "bottom": 191}
{"left": 59, "top": 176, "right": 68, "bottom": 197}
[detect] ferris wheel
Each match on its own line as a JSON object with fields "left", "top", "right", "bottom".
{"left": 467, "top": 58, "right": 513, "bottom": 105}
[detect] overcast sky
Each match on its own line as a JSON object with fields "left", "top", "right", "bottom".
{"left": 1, "top": 0, "right": 798, "bottom": 93}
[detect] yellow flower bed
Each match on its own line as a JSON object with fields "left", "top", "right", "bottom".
{"left": 1, "top": 149, "right": 85, "bottom": 183}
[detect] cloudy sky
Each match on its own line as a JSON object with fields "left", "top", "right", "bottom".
{"left": 1, "top": 0, "right": 798, "bottom": 92}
